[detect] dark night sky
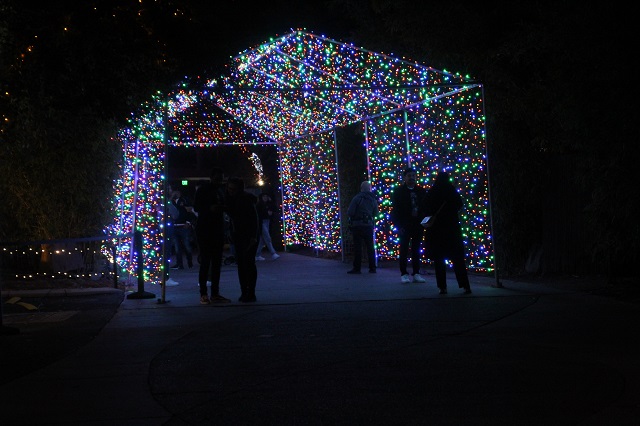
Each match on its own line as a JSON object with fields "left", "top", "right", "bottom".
{"left": 170, "top": 0, "right": 355, "bottom": 76}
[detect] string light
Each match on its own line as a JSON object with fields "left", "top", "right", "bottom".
{"left": 4, "top": 244, "right": 115, "bottom": 282}
{"left": 105, "top": 30, "right": 493, "bottom": 284}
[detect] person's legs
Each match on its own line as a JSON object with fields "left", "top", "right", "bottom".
{"left": 351, "top": 228, "right": 363, "bottom": 272}
{"left": 208, "top": 239, "right": 224, "bottom": 295}
{"left": 172, "top": 233, "right": 182, "bottom": 268}
{"left": 236, "top": 240, "right": 258, "bottom": 301}
{"left": 185, "top": 229, "right": 193, "bottom": 268}
{"left": 261, "top": 220, "right": 276, "bottom": 254}
{"left": 246, "top": 241, "right": 258, "bottom": 298}
{"left": 398, "top": 232, "right": 410, "bottom": 275}
{"left": 255, "top": 226, "right": 265, "bottom": 257}
{"left": 197, "top": 240, "right": 212, "bottom": 297}
{"left": 433, "top": 256, "right": 447, "bottom": 290}
{"left": 452, "top": 252, "right": 470, "bottom": 290}
{"left": 173, "top": 227, "right": 190, "bottom": 268}
{"left": 409, "top": 227, "right": 424, "bottom": 275}
{"left": 363, "top": 227, "right": 376, "bottom": 271}
{"left": 235, "top": 242, "right": 248, "bottom": 299}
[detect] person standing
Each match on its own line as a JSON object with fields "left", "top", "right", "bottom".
{"left": 422, "top": 171, "right": 471, "bottom": 294}
{"left": 164, "top": 184, "right": 180, "bottom": 266}
{"left": 163, "top": 184, "right": 180, "bottom": 286}
{"left": 391, "top": 167, "right": 427, "bottom": 283}
{"left": 225, "top": 177, "right": 259, "bottom": 303}
{"left": 255, "top": 193, "right": 280, "bottom": 261}
{"left": 193, "top": 167, "right": 230, "bottom": 304}
{"left": 170, "top": 188, "right": 194, "bottom": 270}
{"left": 346, "top": 180, "right": 378, "bottom": 274}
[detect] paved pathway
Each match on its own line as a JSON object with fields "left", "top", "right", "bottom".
{"left": 1, "top": 253, "right": 639, "bottom": 425}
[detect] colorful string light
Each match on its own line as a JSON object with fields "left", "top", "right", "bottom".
{"left": 106, "top": 30, "right": 493, "bottom": 284}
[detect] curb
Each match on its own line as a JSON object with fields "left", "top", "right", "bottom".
{"left": 2, "top": 287, "right": 123, "bottom": 298}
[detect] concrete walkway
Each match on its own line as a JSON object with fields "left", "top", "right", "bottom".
{"left": 1, "top": 252, "right": 639, "bottom": 425}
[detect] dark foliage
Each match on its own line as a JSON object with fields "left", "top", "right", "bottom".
{"left": 0, "top": 0, "right": 191, "bottom": 240}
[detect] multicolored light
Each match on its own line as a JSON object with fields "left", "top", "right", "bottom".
{"left": 106, "top": 30, "right": 493, "bottom": 284}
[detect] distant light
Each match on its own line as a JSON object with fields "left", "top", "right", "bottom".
{"left": 181, "top": 180, "right": 188, "bottom": 186}
{"left": 257, "top": 179, "right": 264, "bottom": 186}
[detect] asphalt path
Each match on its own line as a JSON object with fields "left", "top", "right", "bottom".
{"left": 1, "top": 253, "right": 639, "bottom": 425}
{"left": 0, "top": 290, "right": 124, "bottom": 386}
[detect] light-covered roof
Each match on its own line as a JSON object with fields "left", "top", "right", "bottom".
{"left": 207, "top": 30, "right": 477, "bottom": 142}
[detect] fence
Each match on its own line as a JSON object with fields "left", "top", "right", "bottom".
{"left": 0, "top": 233, "right": 133, "bottom": 290}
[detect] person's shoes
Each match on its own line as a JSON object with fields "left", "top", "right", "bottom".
{"left": 238, "top": 295, "right": 245, "bottom": 302}
{"left": 347, "top": 269, "right": 361, "bottom": 274}
{"left": 439, "top": 288, "right": 447, "bottom": 295}
{"left": 240, "top": 295, "right": 257, "bottom": 303}
{"left": 187, "top": 261, "right": 193, "bottom": 268}
{"left": 400, "top": 274, "right": 411, "bottom": 284}
{"left": 369, "top": 269, "right": 376, "bottom": 273}
{"left": 165, "top": 278, "right": 179, "bottom": 286}
{"left": 463, "top": 288, "right": 472, "bottom": 294}
{"left": 200, "top": 295, "right": 211, "bottom": 305}
{"left": 210, "top": 294, "right": 231, "bottom": 303}
{"left": 255, "top": 256, "right": 266, "bottom": 261}
{"left": 271, "top": 253, "right": 280, "bottom": 260}
{"left": 412, "top": 273, "right": 426, "bottom": 283}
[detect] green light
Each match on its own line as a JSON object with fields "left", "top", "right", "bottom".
{"left": 181, "top": 180, "right": 188, "bottom": 186}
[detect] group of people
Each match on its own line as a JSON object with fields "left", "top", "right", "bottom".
{"left": 167, "top": 187, "right": 195, "bottom": 270}
{"left": 166, "top": 167, "right": 280, "bottom": 304}
{"left": 346, "top": 167, "right": 471, "bottom": 295}
{"left": 167, "top": 165, "right": 471, "bottom": 302}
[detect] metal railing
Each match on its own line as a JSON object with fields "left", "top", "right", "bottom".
{"left": 0, "top": 232, "right": 137, "bottom": 334}
{"left": 0, "top": 233, "right": 134, "bottom": 289}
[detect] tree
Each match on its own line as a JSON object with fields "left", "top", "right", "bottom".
{"left": 0, "top": 0, "right": 191, "bottom": 241}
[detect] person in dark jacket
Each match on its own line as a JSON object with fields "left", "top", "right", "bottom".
{"left": 170, "top": 188, "right": 194, "bottom": 270}
{"left": 391, "top": 168, "right": 427, "bottom": 283}
{"left": 346, "top": 180, "right": 379, "bottom": 274}
{"left": 193, "top": 167, "right": 230, "bottom": 304}
{"left": 422, "top": 171, "right": 471, "bottom": 294}
{"left": 225, "top": 177, "right": 259, "bottom": 302}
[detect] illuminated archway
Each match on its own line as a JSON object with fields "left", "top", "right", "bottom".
{"left": 106, "top": 30, "right": 492, "bottom": 285}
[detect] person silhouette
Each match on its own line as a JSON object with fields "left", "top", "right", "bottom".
{"left": 193, "top": 167, "right": 230, "bottom": 304}
{"left": 169, "top": 188, "right": 194, "bottom": 270}
{"left": 346, "top": 180, "right": 378, "bottom": 274}
{"left": 422, "top": 171, "right": 471, "bottom": 294}
{"left": 391, "top": 168, "right": 427, "bottom": 284}
{"left": 255, "top": 193, "right": 280, "bottom": 261}
{"left": 225, "top": 177, "right": 259, "bottom": 303}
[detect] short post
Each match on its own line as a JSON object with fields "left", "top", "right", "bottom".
{"left": 111, "top": 245, "right": 118, "bottom": 289}
{"left": 126, "top": 230, "right": 155, "bottom": 299}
